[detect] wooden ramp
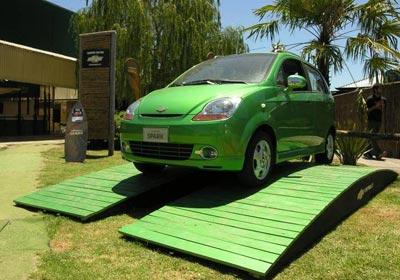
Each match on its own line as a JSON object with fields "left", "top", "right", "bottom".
{"left": 119, "top": 165, "right": 398, "bottom": 278}
{"left": 14, "top": 164, "right": 167, "bottom": 221}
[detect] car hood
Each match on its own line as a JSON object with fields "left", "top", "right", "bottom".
{"left": 137, "top": 84, "right": 257, "bottom": 115}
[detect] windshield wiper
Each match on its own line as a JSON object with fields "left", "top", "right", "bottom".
{"left": 169, "top": 82, "right": 184, "bottom": 87}
{"left": 171, "top": 79, "right": 247, "bottom": 86}
{"left": 216, "top": 79, "right": 247, "bottom": 84}
{"left": 184, "top": 79, "right": 218, "bottom": 85}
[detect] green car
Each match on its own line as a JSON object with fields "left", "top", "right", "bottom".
{"left": 120, "top": 52, "right": 335, "bottom": 187}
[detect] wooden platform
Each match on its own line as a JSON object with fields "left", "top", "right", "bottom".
{"left": 14, "top": 164, "right": 167, "bottom": 221}
{"left": 119, "top": 165, "right": 398, "bottom": 278}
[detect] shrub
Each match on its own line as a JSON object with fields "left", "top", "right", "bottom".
{"left": 335, "top": 122, "right": 370, "bottom": 165}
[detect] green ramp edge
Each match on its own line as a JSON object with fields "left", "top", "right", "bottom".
{"left": 119, "top": 165, "right": 398, "bottom": 278}
{"left": 14, "top": 163, "right": 164, "bottom": 221}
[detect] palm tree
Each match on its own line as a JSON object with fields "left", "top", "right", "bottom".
{"left": 346, "top": 0, "right": 400, "bottom": 83}
{"left": 246, "top": 0, "right": 400, "bottom": 87}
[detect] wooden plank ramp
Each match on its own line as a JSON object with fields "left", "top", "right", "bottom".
{"left": 14, "top": 164, "right": 167, "bottom": 221}
{"left": 119, "top": 165, "right": 398, "bottom": 278}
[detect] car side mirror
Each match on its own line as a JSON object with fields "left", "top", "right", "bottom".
{"left": 287, "top": 74, "right": 306, "bottom": 90}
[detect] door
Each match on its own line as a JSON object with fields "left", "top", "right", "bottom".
{"left": 273, "top": 58, "right": 315, "bottom": 155}
{"left": 303, "top": 64, "right": 332, "bottom": 146}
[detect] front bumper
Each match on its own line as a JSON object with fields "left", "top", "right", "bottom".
{"left": 120, "top": 117, "right": 247, "bottom": 171}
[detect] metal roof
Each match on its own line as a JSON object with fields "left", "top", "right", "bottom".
{"left": 0, "top": 40, "right": 77, "bottom": 89}
{"left": 336, "top": 75, "right": 382, "bottom": 90}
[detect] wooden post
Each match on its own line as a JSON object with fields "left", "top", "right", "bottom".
{"left": 79, "top": 31, "right": 116, "bottom": 156}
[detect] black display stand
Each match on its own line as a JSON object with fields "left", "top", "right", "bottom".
{"left": 65, "top": 100, "right": 88, "bottom": 162}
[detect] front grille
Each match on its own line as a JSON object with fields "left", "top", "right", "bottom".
{"left": 129, "top": 141, "right": 193, "bottom": 160}
{"left": 140, "top": 114, "right": 183, "bottom": 118}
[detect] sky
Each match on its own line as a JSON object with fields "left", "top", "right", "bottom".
{"left": 47, "top": 0, "right": 365, "bottom": 90}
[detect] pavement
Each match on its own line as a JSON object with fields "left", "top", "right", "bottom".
{"left": 357, "top": 156, "right": 400, "bottom": 173}
{"left": 0, "top": 139, "right": 64, "bottom": 280}
{"left": 0, "top": 135, "right": 64, "bottom": 148}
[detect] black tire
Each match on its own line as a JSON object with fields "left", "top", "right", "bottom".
{"left": 133, "top": 162, "right": 165, "bottom": 174}
{"left": 237, "top": 131, "right": 275, "bottom": 188}
{"left": 315, "top": 131, "right": 335, "bottom": 164}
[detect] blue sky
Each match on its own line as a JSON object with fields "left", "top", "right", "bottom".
{"left": 48, "top": 0, "right": 365, "bottom": 90}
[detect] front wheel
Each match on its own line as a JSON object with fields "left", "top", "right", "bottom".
{"left": 133, "top": 162, "right": 165, "bottom": 175}
{"left": 315, "top": 131, "right": 335, "bottom": 164}
{"left": 237, "top": 131, "right": 275, "bottom": 188}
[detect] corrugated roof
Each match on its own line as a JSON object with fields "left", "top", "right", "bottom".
{"left": 336, "top": 74, "right": 382, "bottom": 89}
{"left": 0, "top": 40, "right": 76, "bottom": 61}
{"left": 0, "top": 40, "right": 77, "bottom": 89}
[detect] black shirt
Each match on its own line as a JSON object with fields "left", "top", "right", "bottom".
{"left": 366, "top": 94, "right": 386, "bottom": 122}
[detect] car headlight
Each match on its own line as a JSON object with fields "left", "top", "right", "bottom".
{"left": 193, "top": 97, "right": 242, "bottom": 121}
{"left": 123, "top": 99, "right": 141, "bottom": 120}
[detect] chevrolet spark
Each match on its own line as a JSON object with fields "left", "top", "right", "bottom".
{"left": 120, "top": 52, "right": 335, "bottom": 187}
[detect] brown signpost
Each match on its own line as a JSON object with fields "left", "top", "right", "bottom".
{"left": 79, "top": 31, "right": 116, "bottom": 156}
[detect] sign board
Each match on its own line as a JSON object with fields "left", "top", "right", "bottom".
{"left": 82, "top": 49, "right": 110, "bottom": 68}
{"left": 79, "top": 31, "right": 116, "bottom": 156}
{"left": 65, "top": 100, "right": 88, "bottom": 162}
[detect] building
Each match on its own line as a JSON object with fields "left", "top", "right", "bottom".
{"left": 0, "top": 0, "right": 78, "bottom": 137}
{"left": 335, "top": 70, "right": 400, "bottom": 94}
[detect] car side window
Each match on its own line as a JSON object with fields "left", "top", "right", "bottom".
{"left": 305, "top": 64, "right": 329, "bottom": 94}
{"left": 277, "top": 67, "right": 286, "bottom": 87}
{"left": 277, "top": 59, "right": 307, "bottom": 91}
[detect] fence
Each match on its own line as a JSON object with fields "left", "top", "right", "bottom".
{"left": 334, "top": 81, "right": 400, "bottom": 158}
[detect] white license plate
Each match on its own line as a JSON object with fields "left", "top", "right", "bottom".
{"left": 143, "top": 128, "right": 168, "bottom": 143}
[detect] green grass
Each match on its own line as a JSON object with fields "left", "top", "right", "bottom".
{"left": 31, "top": 146, "right": 400, "bottom": 280}
{"left": 275, "top": 182, "right": 400, "bottom": 280}
{"left": 38, "top": 148, "right": 126, "bottom": 188}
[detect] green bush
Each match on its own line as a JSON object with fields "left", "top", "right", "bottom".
{"left": 335, "top": 123, "right": 369, "bottom": 165}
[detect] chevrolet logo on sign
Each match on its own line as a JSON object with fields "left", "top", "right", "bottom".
{"left": 82, "top": 49, "right": 110, "bottom": 68}
{"left": 87, "top": 55, "right": 104, "bottom": 63}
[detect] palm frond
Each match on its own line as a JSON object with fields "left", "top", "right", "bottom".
{"left": 244, "top": 20, "right": 280, "bottom": 41}
{"left": 246, "top": 0, "right": 400, "bottom": 86}
{"left": 302, "top": 42, "right": 344, "bottom": 73}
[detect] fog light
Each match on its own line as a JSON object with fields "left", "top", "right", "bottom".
{"left": 122, "top": 141, "right": 131, "bottom": 152}
{"left": 199, "top": 146, "right": 218, "bottom": 160}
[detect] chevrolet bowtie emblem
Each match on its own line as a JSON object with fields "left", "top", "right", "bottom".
{"left": 156, "top": 106, "right": 168, "bottom": 113}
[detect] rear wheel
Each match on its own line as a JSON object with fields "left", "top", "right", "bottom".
{"left": 133, "top": 162, "right": 165, "bottom": 174}
{"left": 315, "top": 131, "right": 335, "bottom": 164}
{"left": 237, "top": 131, "right": 275, "bottom": 188}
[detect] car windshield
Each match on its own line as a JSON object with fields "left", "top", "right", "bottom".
{"left": 171, "top": 53, "right": 276, "bottom": 86}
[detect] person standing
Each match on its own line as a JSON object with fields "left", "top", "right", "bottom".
{"left": 363, "top": 84, "right": 387, "bottom": 160}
